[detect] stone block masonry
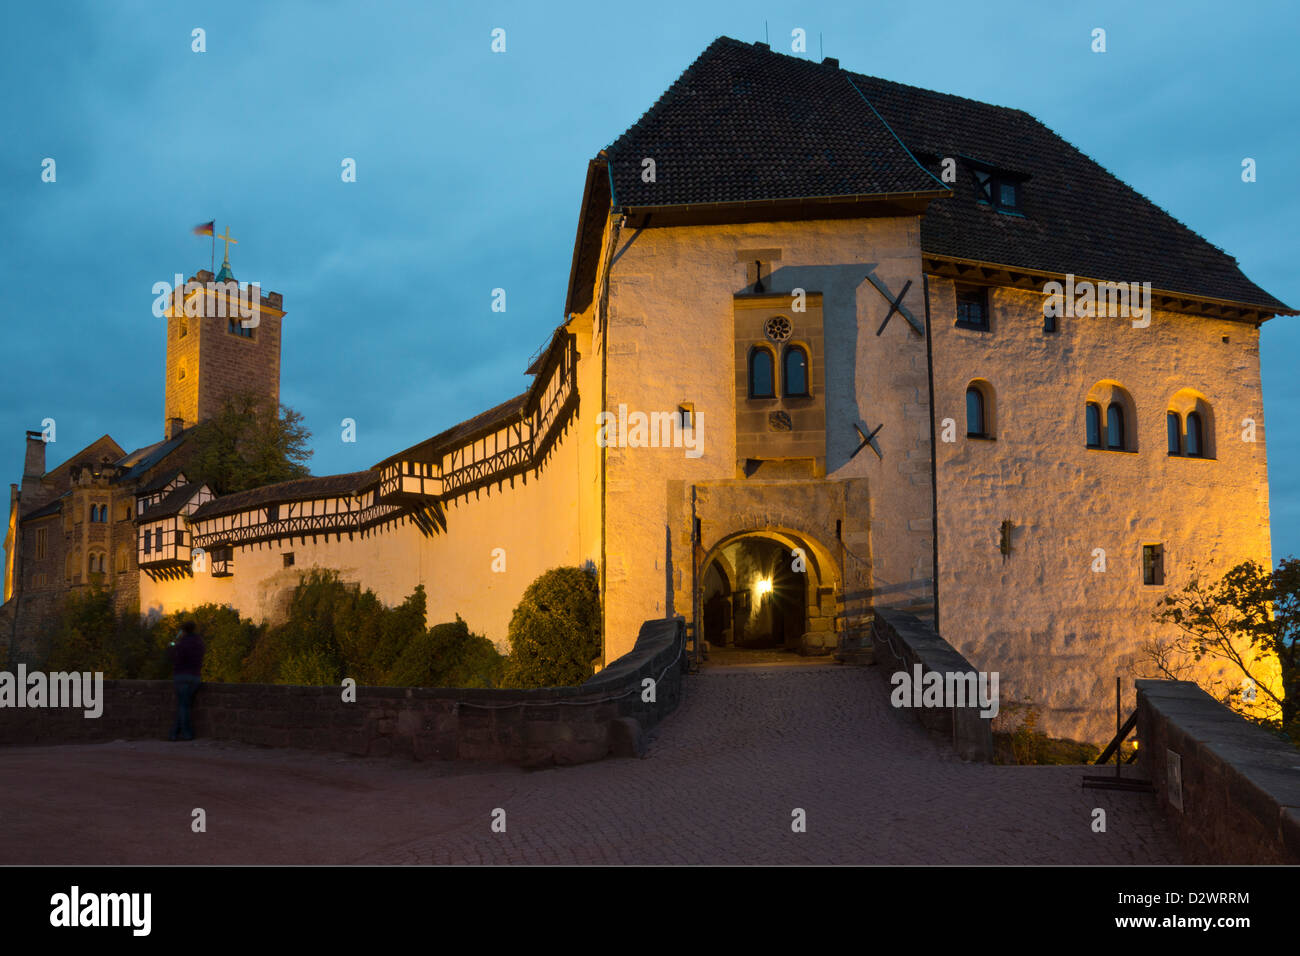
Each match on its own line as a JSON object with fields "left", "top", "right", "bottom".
{"left": 0, "top": 618, "right": 685, "bottom": 768}
{"left": 1136, "top": 679, "right": 1300, "bottom": 863}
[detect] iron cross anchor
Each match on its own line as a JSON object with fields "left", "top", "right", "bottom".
{"left": 851, "top": 420, "right": 884, "bottom": 461}
{"left": 866, "top": 272, "right": 924, "bottom": 337}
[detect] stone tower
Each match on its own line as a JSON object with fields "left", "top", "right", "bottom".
{"left": 162, "top": 250, "right": 285, "bottom": 439}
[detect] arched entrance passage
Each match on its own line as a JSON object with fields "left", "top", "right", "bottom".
{"left": 696, "top": 529, "right": 842, "bottom": 657}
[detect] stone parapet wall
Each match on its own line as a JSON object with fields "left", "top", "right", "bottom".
{"left": 1136, "top": 679, "right": 1300, "bottom": 864}
{"left": 0, "top": 617, "right": 685, "bottom": 768}
{"left": 872, "top": 607, "right": 995, "bottom": 762}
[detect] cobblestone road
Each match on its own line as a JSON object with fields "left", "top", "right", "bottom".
{"left": 0, "top": 664, "right": 1183, "bottom": 864}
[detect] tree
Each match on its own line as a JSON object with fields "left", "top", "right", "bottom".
{"left": 185, "top": 391, "right": 312, "bottom": 495}
{"left": 1146, "top": 558, "right": 1298, "bottom": 741}
{"left": 46, "top": 588, "right": 158, "bottom": 678}
{"left": 503, "top": 566, "right": 601, "bottom": 688}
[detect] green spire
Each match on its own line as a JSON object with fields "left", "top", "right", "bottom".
{"left": 215, "top": 251, "right": 235, "bottom": 283}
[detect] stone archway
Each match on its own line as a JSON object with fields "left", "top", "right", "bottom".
{"left": 696, "top": 528, "right": 843, "bottom": 657}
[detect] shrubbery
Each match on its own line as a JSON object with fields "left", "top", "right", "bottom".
{"left": 502, "top": 565, "right": 602, "bottom": 688}
{"left": 41, "top": 569, "right": 504, "bottom": 689}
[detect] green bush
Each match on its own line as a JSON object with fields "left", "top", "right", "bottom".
{"left": 386, "top": 615, "right": 505, "bottom": 688}
{"left": 503, "top": 566, "right": 602, "bottom": 688}
{"left": 47, "top": 587, "right": 156, "bottom": 679}
{"left": 41, "top": 569, "right": 504, "bottom": 689}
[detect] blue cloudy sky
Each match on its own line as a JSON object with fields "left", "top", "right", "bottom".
{"left": 2, "top": 0, "right": 1296, "bottom": 557}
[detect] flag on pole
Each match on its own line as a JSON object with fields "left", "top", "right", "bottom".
{"left": 193, "top": 221, "right": 215, "bottom": 236}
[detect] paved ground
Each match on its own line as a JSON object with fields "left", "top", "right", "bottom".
{"left": 0, "top": 664, "right": 1183, "bottom": 864}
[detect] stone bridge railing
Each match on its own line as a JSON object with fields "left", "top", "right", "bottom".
{"left": 871, "top": 608, "right": 996, "bottom": 762}
{"left": 0, "top": 617, "right": 686, "bottom": 768}
{"left": 1136, "top": 679, "right": 1300, "bottom": 864}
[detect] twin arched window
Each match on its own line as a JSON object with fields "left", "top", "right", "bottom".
{"left": 748, "top": 344, "right": 810, "bottom": 398}
{"left": 1088, "top": 387, "right": 1213, "bottom": 456}
{"left": 1168, "top": 410, "right": 1205, "bottom": 457}
{"left": 1086, "top": 399, "right": 1128, "bottom": 450}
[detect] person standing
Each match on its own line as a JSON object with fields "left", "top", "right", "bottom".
{"left": 168, "top": 620, "right": 205, "bottom": 741}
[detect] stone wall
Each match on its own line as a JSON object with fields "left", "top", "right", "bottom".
{"left": 929, "top": 277, "right": 1276, "bottom": 743}
{"left": 0, "top": 617, "right": 686, "bottom": 768}
{"left": 1135, "top": 679, "right": 1300, "bottom": 864}
{"left": 872, "top": 607, "right": 995, "bottom": 762}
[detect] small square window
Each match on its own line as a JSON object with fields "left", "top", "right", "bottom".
{"left": 998, "top": 181, "right": 1018, "bottom": 210}
{"left": 677, "top": 403, "right": 694, "bottom": 429}
{"left": 1142, "top": 544, "right": 1165, "bottom": 586}
{"left": 283, "top": 552, "right": 295, "bottom": 568}
{"left": 955, "top": 287, "right": 990, "bottom": 330}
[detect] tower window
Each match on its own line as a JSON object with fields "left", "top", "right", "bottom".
{"left": 782, "top": 345, "right": 809, "bottom": 397}
{"left": 35, "top": 527, "right": 47, "bottom": 559}
{"left": 955, "top": 287, "right": 989, "bottom": 330}
{"left": 228, "top": 318, "right": 255, "bottom": 339}
{"left": 748, "top": 347, "right": 775, "bottom": 398}
{"left": 1167, "top": 412, "right": 1181, "bottom": 455}
{"left": 1142, "top": 544, "right": 1165, "bottom": 586}
{"left": 283, "top": 552, "right": 295, "bottom": 568}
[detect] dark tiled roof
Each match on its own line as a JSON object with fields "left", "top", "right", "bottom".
{"left": 134, "top": 467, "right": 185, "bottom": 496}
{"left": 138, "top": 483, "right": 204, "bottom": 522}
{"left": 114, "top": 434, "right": 188, "bottom": 485}
{"left": 606, "top": 39, "right": 944, "bottom": 208}
{"left": 599, "top": 37, "right": 1290, "bottom": 314}
{"left": 189, "top": 471, "right": 378, "bottom": 521}
{"left": 847, "top": 72, "right": 1291, "bottom": 313}
{"left": 20, "top": 491, "right": 68, "bottom": 522}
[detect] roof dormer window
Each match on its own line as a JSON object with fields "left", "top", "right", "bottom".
{"left": 974, "top": 168, "right": 1021, "bottom": 214}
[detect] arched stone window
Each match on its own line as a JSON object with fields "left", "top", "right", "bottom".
{"left": 1085, "top": 382, "right": 1137, "bottom": 452}
{"left": 966, "top": 388, "right": 985, "bottom": 437}
{"left": 966, "top": 380, "right": 995, "bottom": 439}
{"left": 748, "top": 346, "right": 775, "bottom": 398}
{"left": 1168, "top": 389, "right": 1214, "bottom": 460}
{"left": 1167, "top": 412, "right": 1181, "bottom": 455}
{"left": 782, "top": 345, "right": 809, "bottom": 397}
{"left": 116, "top": 547, "right": 130, "bottom": 573}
